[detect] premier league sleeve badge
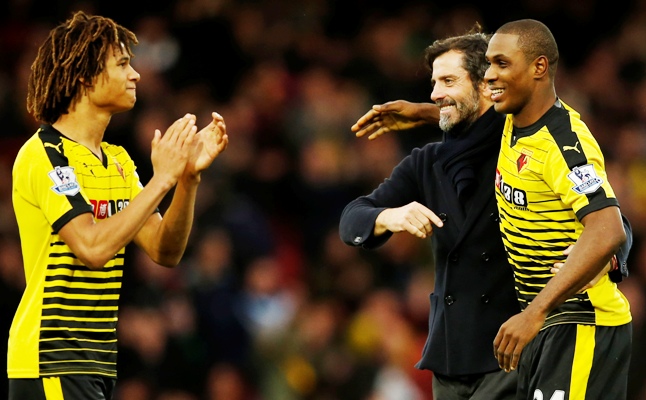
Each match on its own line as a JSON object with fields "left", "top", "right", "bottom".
{"left": 567, "top": 164, "right": 603, "bottom": 195}
{"left": 48, "top": 166, "right": 81, "bottom": 196}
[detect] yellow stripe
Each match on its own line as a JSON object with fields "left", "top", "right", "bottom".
{"left": 41, "top": 305, "right": 118, "bottom": 311}
{"left": 42, "top": 376, "right": 65, "bottom": 400}
{"left": 40, "top": 337, "right": 117, "bottom": 343}
{"left": 570, "top": 325, "right": 595, "bottom": 400}
{"left": 41, "top": 316, "right": 118, "bottom": 322}
{"left": 41, "top": 327, "right": 116, "bottom": 333}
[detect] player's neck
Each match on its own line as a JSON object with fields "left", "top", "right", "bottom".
{"left": 512, "top": 88, "right": 557, "bottom": 129}
{"left": 52, "top": 103, "right": 111, "bottom": 159}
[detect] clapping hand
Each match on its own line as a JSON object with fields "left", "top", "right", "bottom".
{"left": 184, "top": 112, "right": 228, "bottom": 179}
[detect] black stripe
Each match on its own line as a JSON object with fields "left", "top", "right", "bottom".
{"left": 545, "top": 106, "right": 619, "bottom": 218}
{"left": 547, "top": 107, "right": 588, "bottom": 169}
{"left": 46, "top": 275, "right": 122, "bottom": 284}
{"left": 502, "top": 230, "right": 572, "bottom": 245}
{"left": 43, "top": 286, "right": 120, "bottom": 295}
{"left": 42, "top": 308, "right": 117, "bottom": 318}
{"left": 575, "top": 196, "right": 620, "bottom": 221}
{"left": 41, "top": 319, "right": 118, "bottom": 330}
{"left": 40, "top": 338, "right": 116, "bottom": 352}
{"left": 40, "top": 329, "right": 115, "bottom": 341}
{"left": 515, "top": 275, "right": 551, "bottom": 287}
{"left": 40, "top": 367, "right": 117, "bottom": 377}
{"left": 39, "top": 125, "right": 94, "bottom": 232}
{"left": 42, "top": 298, "right": 120, "bottom": 307}
{"left": 499, "top": 206, "right": 575, "bottom": 224}
{"left": 47, "top": 260, "right": 125, "bottom": 270}
{"left": 39, "top": 349, "right": 117, "bottom": 364}
{"left": 506, "top": 245, "right": 568, "bottom": 259}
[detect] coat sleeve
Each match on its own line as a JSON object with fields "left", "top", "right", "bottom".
{"left": 609, "top": 213, "right": 632, "bottom": 282}
{"left": 339, "top": 147, "right": 428, "bottom": 249}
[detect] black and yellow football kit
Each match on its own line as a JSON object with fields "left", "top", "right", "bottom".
{"left": 495, "top": 100, "right": 631, "bottom": 399}
{"left": 9, "top": 124, "right": 145, "bottom": 380}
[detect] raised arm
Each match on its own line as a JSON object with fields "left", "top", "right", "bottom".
{"left": 134, "top": 112, "right": 228, "bottom": 267}
{"left": 58, "top": 115, "right": 197, "bottom": 270}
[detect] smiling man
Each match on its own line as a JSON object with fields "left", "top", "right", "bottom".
{"left": 485, "top": 19, "right": 632, "bottom": 400}
{"left": 9, "top": 11, "right": 228, "bottom": 400}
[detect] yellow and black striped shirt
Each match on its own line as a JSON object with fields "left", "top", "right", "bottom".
{"left": 494, "top": 100, "right": 631, "bottom": 329}
{"left": 9, "top": 124, "right": 145, "bottom": 378}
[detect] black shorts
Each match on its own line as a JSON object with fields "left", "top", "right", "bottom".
{"left": 517, "top": 322, "right": 632, "bottom": 400}
{"left": 9, "top": 375, "right": 116, "bottom": 400}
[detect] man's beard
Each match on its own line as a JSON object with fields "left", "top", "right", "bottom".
{"left": 438, "top": 92, "right": 480, "bottom": 133}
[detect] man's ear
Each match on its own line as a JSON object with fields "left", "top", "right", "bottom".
{"left": 534, "top": 55, "right": 549, "bottom": 79}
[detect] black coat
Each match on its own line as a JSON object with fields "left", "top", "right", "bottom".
{"left": 339, "top": 110, "right": 520, "bottom": 377}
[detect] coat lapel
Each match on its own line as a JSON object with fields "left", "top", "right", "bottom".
{"left": 433, "top": 161, "right": 466, "bottom": 228}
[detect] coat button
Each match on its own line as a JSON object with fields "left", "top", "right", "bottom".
{"left": 481, "top": 252, "right": 490, "bottom": 262}
{"left": 445, "top": 295, "right": 455, "bottom": 305}
{"left": 438, "top": 213, "right": 448, "bottom": 222}
{"left": 481, "top": 295, "right": 490, "bottom": 304}
{"left": 449, "top": 253, "right": 459, "bottom": 262}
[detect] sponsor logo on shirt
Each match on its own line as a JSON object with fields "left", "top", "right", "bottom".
{"left": 496, "top": 169, "right": 528, "bottom": 209}
{"left": 90, "top": 199, "right": 130, "bottom": 219}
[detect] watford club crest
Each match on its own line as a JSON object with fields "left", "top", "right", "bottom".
{"left": 517, "top": 148, "right": 533, "bottom": 173}
{"left": 113, "top": 157, "right": 125, "bottom": 180}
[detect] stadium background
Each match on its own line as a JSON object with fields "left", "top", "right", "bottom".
{"left": 1, "top": 0, "right": 646, "bottom": 399}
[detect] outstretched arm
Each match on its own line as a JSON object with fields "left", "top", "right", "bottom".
{"left": 352, "top": 100, "right": 440, "bottom": 140}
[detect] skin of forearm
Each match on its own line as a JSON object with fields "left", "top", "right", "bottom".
{"left": 145, "top": 175, "right": 200, "bottom": 267}
{"left": 63, "top": 174, "right": 177, "bottom": 269}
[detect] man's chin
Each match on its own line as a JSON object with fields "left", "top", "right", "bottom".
{"left": 439, "top": 116, "right": 456, "bottom": 132}
{"left": 493, "top": 102, "right": 507, "bottom": 114}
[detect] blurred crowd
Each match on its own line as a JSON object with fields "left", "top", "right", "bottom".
{"left": 1, "top": 0, "right": 646, "bottom": 399}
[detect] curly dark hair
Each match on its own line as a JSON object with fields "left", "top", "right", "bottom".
{"left": 27, "top": 10, "right": 138, "bottom": 123}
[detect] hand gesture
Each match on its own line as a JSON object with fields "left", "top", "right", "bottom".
{"left": 374, "top": 201, "right": 444, "bottom": 238}
{"left": 351, "top": 100, "right": 439, "bottom": 140}
{"left": 151, "top": 114, "right": 197, "bottom": 186}
{"left": 184, "top": 112, "right": 229, "bottom": 179}
{"left": 551, "top": 245, "right": 614, "bottom": 292}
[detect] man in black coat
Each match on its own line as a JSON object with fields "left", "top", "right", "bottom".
{"left": 339, "top": 27, "right": 632, "bottom": 399}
